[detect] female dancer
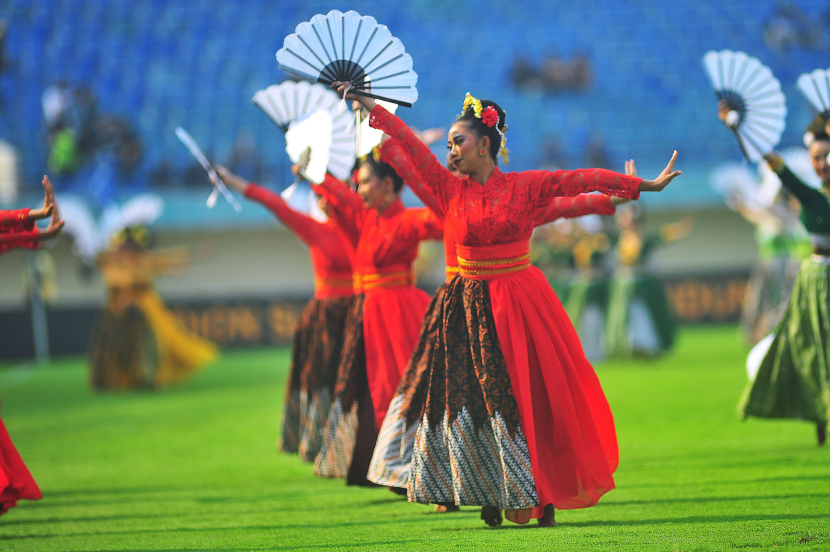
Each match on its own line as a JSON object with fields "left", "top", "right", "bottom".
{"left": 312, "top": 151, "right": 443, "bottom": 486}
{"left": 0, "top": 176, "right": 63, "bottom": 515}
{"left": 215, "top": 166, "right": 354, "bottom": 461}
{"left": 725, "top": 105, "right": 830, "bottom": 445}
{"left": 369, "top": 141, "right": 631, "bottom": 510}
{"left": 89, "top": 226, "right": 217, "bottom": 389}
{"left": 338, "top": 83, "right": 680, "bottom": 526}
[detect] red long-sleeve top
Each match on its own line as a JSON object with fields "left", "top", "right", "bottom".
{"left": 0, "top": 209, "right": 39, "bottom": 255}
{"left": 314, "top": 174, "right": 442, "bottom": 290}
{"left": 378, "top": 139, "right": 617, "bottom": 277}
{"left": 370, "top": 106, "right": 640, "bottom": 251}
{"left": 244, "top": 183, "right": 354, "bottom": 298}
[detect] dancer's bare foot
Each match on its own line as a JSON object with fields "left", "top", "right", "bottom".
{"left": 480, "top": 506, "right": 502, "bottom": 527}
{"left": 818, "top": 422, "right": 827, "bottom": 446}
{"left": 435, "top": 502, "right": 460, "bottom": 513}
{"left": 538, "top": 504, "right": 557, "bottom": 527}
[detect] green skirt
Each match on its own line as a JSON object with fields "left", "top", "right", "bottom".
{"left": 563, "top": 274, "right": 608, "bottom": 362}
{"left": 740, "top": 257, "right": 830, "bottom": 425}
{"left": 604, "top": 271, "right": 676, "bottom": 359}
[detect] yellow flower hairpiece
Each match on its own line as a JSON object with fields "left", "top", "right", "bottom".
{"left": 359, "top": 146, "right": 382, "bottom": 164}
{"left": 460, "top": 92, "right": 510, "bottom": 164}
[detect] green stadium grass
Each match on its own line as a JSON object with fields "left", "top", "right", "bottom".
{"left": 0, "top": 325, "right": 827, "bottom": 551}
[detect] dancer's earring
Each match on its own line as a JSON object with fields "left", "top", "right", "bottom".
{"left": 479, "top": 148, "right": 487, "bottom": 157}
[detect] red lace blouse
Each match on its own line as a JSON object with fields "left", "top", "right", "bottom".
{"left": 369, "top": 106, "right": 640, "bottom": 249}
{"left": 0, "top": 209, "right": 39, "bottom": 255}
{"left": 379, "top": 138, "right": 618, "bottom": 269}
{"left": 315, "top": 175, "right": 442, "bottom": 282}
{"left": 244, "top": 184, "right": 353, "bottom": 298}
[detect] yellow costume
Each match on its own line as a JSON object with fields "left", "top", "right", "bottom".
{"left": 89, "top": 232, "right": 217, "bottom": 389}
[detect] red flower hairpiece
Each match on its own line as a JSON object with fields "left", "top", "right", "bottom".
{"left": 481, "top": 106, "right": 499, "bottom": 127}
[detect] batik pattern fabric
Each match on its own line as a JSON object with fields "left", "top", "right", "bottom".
{"left": 244, "top": 184, "right": 354, "bottom": 461}
{"left": 280, "top": 296, "right": 352, "bottom": 461}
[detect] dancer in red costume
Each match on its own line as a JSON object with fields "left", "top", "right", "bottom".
{"left": 368, "top": 141, "right": 632, "bottom": 512}
{"left": 337, "top": 83, "right": 680, "bottom": 526}
{"left": 215, "top": 166, "right": 355, "bottom": 462}
{"left": 312, "top": 152, "right": 442, "bottom": 486}
{"left": 0, "top": 176, "right": 64, "bottom": 514}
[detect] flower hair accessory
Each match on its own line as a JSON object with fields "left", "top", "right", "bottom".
{"left": 460, "top": 92, "right": 509, "bottom": 164}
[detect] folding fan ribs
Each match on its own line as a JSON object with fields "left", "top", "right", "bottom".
{"left": 252, "top": 80, "right": 356, "bottom": 181}
{"left": 796, "top": 68, "right": 830, "bottom": 120}
{"left": 276, "top": 10, "right": 419, "bottom": 108}
{"left": 702, "top": 50, "right": 787, "bottom": 162}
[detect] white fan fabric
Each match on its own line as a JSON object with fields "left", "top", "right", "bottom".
{"left": 796, "top": 68, "right": 830, "bottom": 118}
{"left": 702, "top": 50, "right": 787, "bottom": 162}
{"left": 280, "top": 181, "right": 328, "bottom": 224}
{"left": 253, "top": 81, "right": 356, "bottom": 181}
{"left": 709, "top": 162, "right": 770, "bottom": 211}
{"left": 276, "top": 10, "right": 419, "bottom": 107}
{"left": 56, "top": 194, "right": 104, "bottom": 263}
{"left": 357, "top": 99, "right": 398, "bottom": 158}
{"left": 100, "top": 194, "right": 165, "bottom": 248}
{"left": 285, "top": 110, "right": 333, "bottom": 184}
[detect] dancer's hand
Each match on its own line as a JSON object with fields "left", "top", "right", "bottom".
{"left": 638, "top": 151, "right": 682, "bottom": 192}
{"left": 41, "top": 185, "right": 64, "bottom": 239}
{"left": 416, "top": 128, "right": 446, "bottom": 147}
{"left": 214, "top": 166, "right": 247, "bottom": 193}
{"left": 624, "top": 159, "right": 638, "bottom": 178}
{"left": 29, "top": 176, "right": 55, "bottom": 221}
{"left": 717, "top": 100, "right": 739, "bottom": 129}
{"left": 332, "top": 81, "right": 377, "bottom": 113}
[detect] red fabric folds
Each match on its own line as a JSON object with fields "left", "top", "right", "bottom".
{"left": 0, "top": 416, "right": 41, "bottom": 515}
{"left": 463, "top": 242, "right": 618, "bottom": 513}
{"left": 363, "top": 284, "right": 432, "bottom": 429}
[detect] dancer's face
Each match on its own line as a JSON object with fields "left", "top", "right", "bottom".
{"left": 448, "top": 121, "right": 489, "bottom": 175}
{"left": 316, "top": 194, "right": 328, "bottom": 215}
{"left": 446, "top": 152, "right": 462, "bottom": 178}
{"left": 810, "top": 140, "right": 830, "bottom": 186}
{"left": 356, "top": 164, "right": 394, "bottom": 211}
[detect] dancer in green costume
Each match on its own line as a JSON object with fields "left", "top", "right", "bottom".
{"left": 604, "top": 161, "right": 692, "bottom": 358}
{"left": 727, "top": 105, "right": 830, "bottom": 446}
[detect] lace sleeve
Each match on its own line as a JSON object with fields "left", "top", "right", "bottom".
{"left": 0, "top": 208, "right": 34, "bottom": 233}
{"left": 244, "top": 183, "right": 326, "bottom": 246}
{"left": 369, "top": 105, "right": 459, "bottom": 210}
{"left": 526, "top": 169, "right": 641, "bottom": 210}
{"left": 379, "top": 139, "right": 444, "bottom": 219}
{"left": 314, "top": 174, "right": 367, "bottom": 244}
{"left": 534, "top": 194, "right": 615, "bottom": 226}
{"left": 0, "top": 229, "right": 39, "bottom": 254}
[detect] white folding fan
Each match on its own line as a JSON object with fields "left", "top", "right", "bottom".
{"left": 285, "top": 109, "right": 333, "bottom": 184}
{"left": 252, "top": 81, "right": 356, "bottom": 181}
{"left": 709, "top": 162, "right": 768, "bottom": 211}
{"left": 702, "top": 50, "right": 787, "bottom": 162}
{"left": 276, "top": 10, "right": 419, "bottom": 108}
{"left": 796, "top": 68, "right": 830, "bottom": 119}
{"left": 357, "top": 99, "right": 398, "bottom": 158}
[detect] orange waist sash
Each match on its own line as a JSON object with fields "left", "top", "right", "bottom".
{"left": 357, "top": 265, "right": 416, "bottom": 292}
{"left": 456, "top": 241, "right": 530, "bottom": 280}
{"left": 314, "top": 271, "right": 355, "bottom": 298}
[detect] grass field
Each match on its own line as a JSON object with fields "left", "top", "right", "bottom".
{"left": 0, "top": 325, "right": 827, "bottom": 551}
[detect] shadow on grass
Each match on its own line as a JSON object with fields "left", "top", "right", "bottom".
{"left": 435, "top": 512, "right": 830, "bottom": 531}
{"left": 604, "top": 492, "right": 830, "bottom": 507}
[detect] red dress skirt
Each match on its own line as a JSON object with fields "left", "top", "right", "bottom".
{"left": 408, "top": 241, "right": 618, "bottom": 522}
{"left": 0, "top": 414, "right": 41, "bottom": 514}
